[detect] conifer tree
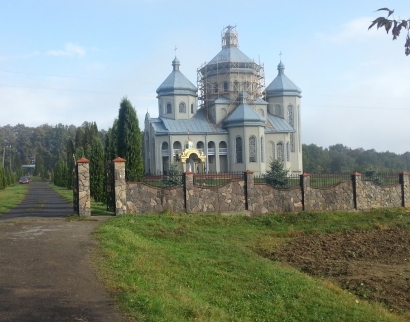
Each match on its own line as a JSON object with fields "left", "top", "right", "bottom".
{"left": 117, "top": 98, "right": 144, "bottom": 181}
{"left": 66, "top": 138, "right": 75, "bottom": 189}
{"left": 89, "top": 136, "right": 105, "bottom": 202}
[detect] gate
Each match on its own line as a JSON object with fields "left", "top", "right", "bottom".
{"left": 73, "top": 163, "right": 79, "bottom": 213}
{"left": 105, "top": 161, "right": 115, "bottom": 213}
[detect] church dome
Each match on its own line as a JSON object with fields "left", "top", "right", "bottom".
{"left": 184, "top": 138, "right": 194, "bottom": 150}
{"left": 265, "top": 61, "right": 301, "bottom": 98}
{"left": 223, "top": 92, "right": 265, "bottom": 128}
{"left": 156, "top": 57, "right": 197, "bottom": 97}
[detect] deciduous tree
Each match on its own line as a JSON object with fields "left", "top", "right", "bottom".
{"left": 369, "top": 8, "right": 410, "bottom": 56}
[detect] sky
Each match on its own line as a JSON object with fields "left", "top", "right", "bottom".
{"left": 0, "top": 0, "right": 409, "bottom": 154}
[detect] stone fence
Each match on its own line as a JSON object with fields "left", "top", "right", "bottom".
{"left": 109, "top": 159, "right": 410, "bottom": 215}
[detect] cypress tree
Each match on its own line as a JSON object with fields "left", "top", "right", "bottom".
{"left": 75, "top": 128, "right": 85, "bottom": 151}
{"left": 89, "top": 136, "right": 105, "bottom": 202}
{"left": 117, "top": 98, "right": 143, "bottom": 181}
{"left": 0, "top": 166, "right": 5, "bottom": 189}
{"left": 66, "top": 138, "right": 75, "bottom": 189}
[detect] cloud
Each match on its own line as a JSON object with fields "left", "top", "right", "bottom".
{"left": 47, "top": 43, "right": 86, "bottom": 57}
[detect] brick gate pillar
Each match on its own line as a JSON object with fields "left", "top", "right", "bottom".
{"left": 77, "top": 158, "right": 91, "bottom": 217}
{"left": 113, "top": 157, "right": 126, "bottom": 215}
{"left": 184, "top": 171, "right": 194, "bottom": 213}
{"left": 399, "top": 172, "right": 409, "bottom": 207}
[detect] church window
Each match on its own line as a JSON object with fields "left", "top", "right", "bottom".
{"left": 274, "top": 104, "right": 282, "bottom": 116}
{"left": 249, "top": 136, "right": 256, "bottom": 162}
{"left": 213, "top": 83, "right": 218, "bottom": 93}
{"left": 191, "top": 104, "right": 194, "bottom": 114}
{"left": 235, "top": 137, "right": 243, "bottom": 163}
{"left": 290, "top": 134, "right": 295, "bottom": 152}
{"left": 258, "top": 109, "right": 264, "bottom": 116}
{"left": 277, "top": 142, "right": 284, "bottom": 161}
{"left": 234, "top": 81, "right": 239, "bottom": 92}
{"left": 286, "top": 142, "right": 290, "bottom": 161}
{"left": 287, "top": 105, "right": 294, "bottom": 126}
{"left": 166, "top": 103, "right": 172, "bottom": 114}
{"left": 179, "top": 102, "right": 186, "bottom": 113}
{"left": 223, "top": 81, "right": 229, "bottom": 92}
{"left": 261, "top": 136, "right": 264, "bottom": 162}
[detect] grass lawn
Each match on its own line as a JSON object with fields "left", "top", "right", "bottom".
{"left": 0, "top": 184, "right": 28, "bottom": 215}
{"left": 93, "top": 209, "right": 410, "bottom": 321}
{"left": 49, "top": 184, "right": 114, "bottom": 216}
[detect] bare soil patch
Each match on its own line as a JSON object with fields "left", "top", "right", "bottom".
{"left": 271, "top": 227, "right": 410, "bottom": 315}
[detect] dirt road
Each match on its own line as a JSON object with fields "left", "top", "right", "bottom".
{"left": 0, "top": 182, "right": 127, "bottom": 321}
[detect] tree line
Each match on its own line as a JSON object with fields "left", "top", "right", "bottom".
{"left": 303, "top": 143, "right": 410, "bottom": 174}
{"left": 0, "top": 97, "right": 143, "bottom": 201}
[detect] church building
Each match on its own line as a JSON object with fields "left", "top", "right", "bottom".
{"left": 144, "top": 26, "right": 302, "bottom": 175}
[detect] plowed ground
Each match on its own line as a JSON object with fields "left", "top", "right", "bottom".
{"left": 272, "top": 228, "right": 410, "bottom": 315}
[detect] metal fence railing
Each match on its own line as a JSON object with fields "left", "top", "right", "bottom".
{"left": 361, "top": 172, "right": 400, "bottom": 186}
{"left": 255, "top": 173, "right": 300, "bottom": 189}
{"left": 193, "top": 172, "right": 243, "bottom": 187}
{"left": 142, "top": 172, "right": 184, "bottom": 188}
{"left": 309, "top": 173, "right": 351, "bottom": 188}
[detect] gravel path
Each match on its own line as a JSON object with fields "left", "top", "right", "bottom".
{"left": 0, "top": 182, "right": 127, "bottom": 321}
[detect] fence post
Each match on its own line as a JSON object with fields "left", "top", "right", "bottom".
{"left": 399, "top": 172, "right": 409, "bottom": 208}
{"left": 113, "top": 157, "right": 126, "bottom": 215}
{"left": 244, "top": 170, "right": 254, "bottom": 211}
{"left": 300, "top": 173, "right": 310, "bottom": 211}
{"left": 77, "top": 158, "right": 90, "bottom": 217}
{"left": 184, "top": 171, "right": 194, "bottom": 213}
{"left": 352, "top": 172, "right": 361, "bottom": 210}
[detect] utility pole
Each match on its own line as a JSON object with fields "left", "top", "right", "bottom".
{"left": 2, "top": 145, "right": 4, "bottom": 168}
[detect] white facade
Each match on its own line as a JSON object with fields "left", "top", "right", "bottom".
{"left": 144, "top": 26, "right": 303, "bottom": 175}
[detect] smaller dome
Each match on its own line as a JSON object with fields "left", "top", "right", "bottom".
{"left": 172, "top": 57, "right": 180, "bottom": 70}
{"left": 265, "top": 61, "right": 301, "bottom": 98}
{"left": 185, "top": 139, "right": 194, "bottom": 150}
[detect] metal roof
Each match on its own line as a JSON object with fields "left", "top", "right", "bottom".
{"left": 265, "top": 61, "right": 301, "bottom": 98}
{"left": 156, "top": 58, "right": 197, "bottom": 96}
{"left": 265, "top": 114, "right": 295, "bottom": 133}
{"left": 208, "top": 47, "right": 253, "bottom": 65}
{"left": 223, "top": 103, "right": 265, "bottom": 128}
{"left": 152, "top": 109, "right": 216, "bottom": 134}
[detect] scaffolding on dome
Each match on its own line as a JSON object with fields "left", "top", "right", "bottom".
{"left": 197, "top": 25, "right": 265, "bottom": 125}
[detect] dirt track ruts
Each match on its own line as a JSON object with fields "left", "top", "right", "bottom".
{"left": 0, "top": 182, "right": 127, "bottom": 321}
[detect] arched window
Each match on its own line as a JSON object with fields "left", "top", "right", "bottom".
{"left": 260, "top": 136, "right": 264, "bottom": 162}
{"left": 179, "top": 102, "right": 186, "bottom": 113}
{"left": 213, "top": 83, "right": 218, "bottom": 93}
{"left": 277, "top": 142, "right": 284, "bottom": 161}
{"left": 258, "top": 109, "right": 264, "bottom": 116}
{"left": 286, "top": 142, "right": 290, "bottom": 161}
{"left": 274, "top": 104, "right": 282, "bottom": 116}
{"left": 166, "top": 103, "right": 172, "bottom": 114}
{"left": 287, "top": 105, "right": 294, "bottom": 126}
{"left": 235, "top": 137, "right": 243, "bottom": 163}
{"left": 196, "top": 141, "right": 204, "bottom": 152}
{"left": 249, "top": 136, "right": 256, "bottom": 162}
{"left": 191, "top": 104, "right": 194, "bottom": 114}
{"left": 234, "top": 81, "right": 239, "bottom": 91}
{"left": 223, "top": 81, "right": 229, "bottom": 92}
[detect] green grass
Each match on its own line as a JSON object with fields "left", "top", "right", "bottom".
{"left": 0, "top": 184, "right": 28, "bottom": 215}
{"left": 49, "top": 184, "right": 114, "bottom": 216}
{"left": 93, "top": 209, "right": 410, "bottom": 321}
